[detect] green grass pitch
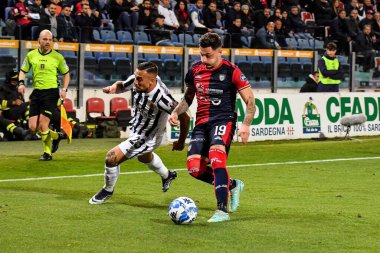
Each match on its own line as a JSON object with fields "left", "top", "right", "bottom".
{"left": 0, "top": 136, "right": 379, "bottom": 253}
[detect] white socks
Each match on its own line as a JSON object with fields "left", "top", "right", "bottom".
{"left": 145, "top": 152, "right": 169, "bottom": 179}
{"left": 103, "top": 165, "right": 120, "bottom": 192}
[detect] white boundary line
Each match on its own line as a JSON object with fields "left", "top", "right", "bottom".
{"left": 1, "top": 156, "right": 379, "bottom": 183}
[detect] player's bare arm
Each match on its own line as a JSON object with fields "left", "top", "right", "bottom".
{"left": 172, "top": 112, "right": 190, "bottom": 151}
{"left": 169, "top": 86, "right": 195, "bottom": 126}
{"left": 103, "top": 81, "right": 123, "bottom": 94}
{"left": 60, "top": 72, "right": 70, "bottom": 99}
{"left": 17, "top": 71, "right": 26, "bottom": 94}
{"left": 238, "top": 87, "right": 255, "bottom": 144}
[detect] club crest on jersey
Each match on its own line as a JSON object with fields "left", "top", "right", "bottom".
{"left": 219, "top": 74, "right": 226, "bottom": 81}
{"left": 240, "top": 74, "right": 247, "bottom": 81}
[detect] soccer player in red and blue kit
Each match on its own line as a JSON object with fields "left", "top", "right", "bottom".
{"left": 169, "top": 33, "right": 256, "bottom": 222}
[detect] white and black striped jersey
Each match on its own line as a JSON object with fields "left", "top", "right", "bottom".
{"left": 121, "top": 75, "right": 178, "bottom": 139}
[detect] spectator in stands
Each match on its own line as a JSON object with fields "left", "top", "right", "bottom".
{"left": 189, "top": 0, "right": 209, "bottom": 33}
{"left": 224, "top": 16, "right": 243, "bottom": 48}
{"left": 288, "top": 5, "right": 308, "bottom": 34}
{"left": 317, "top": 42, "right": 343, "bottom": 92}
{"left": 281, "top": 10, "right": 292, "bottom": 34}
{"left": 50, "top": 0, "right": 62, "bottom": 15}
{"left": 362, "top": 0, "right": 375, "bottom": 13}
{"left": 346, "top": 9, "right": 361, "bottom": 40}
{"left": 355, "top": 24, "right": 376, "bottom": 71}
{"left": 274, "top": 19, "right": 288, "bottom": 48}
{"left": 314, "top": 0, "right": 334, "bottom": 27}
{"left": 253, "top": 7, "right": 270, "bottom": 32}
{"left": 372, "top": 11, "right": 380, "bottom": 50}
{"left": 331, "top": 0, "right": 345, "bottom": 19}
{"left": 331, "top": 9, "right": 351, "bottom": 55}
{"left": 255, "top": 21, "right": 281, "bottom": 49}
{"left": 138, "top": 0, "right": 158, "bottom": 31}
{"left": 359, "top": 9, "right": 375, "bottom": 29}
{"left": 346, "top": 0, "right": 365, "bottom": 20}
{"left": 300, "top": 71, "right": 319, "bottom": 92}
{"left": 75, "top": 0, "right": 89, "bottom": 15}
{"left": 240, "top": 5, "right": 255, "bottom": 35}
{"left": 226, "top": 1, "right": 242, "bottom": 30}
{"left": 75, "top": 2, "right": 101, "bottom": 42}
{"left": 39, "top": 2, "right": 63, "bottom": 41}
{"left": 58, "top": 4, "right": 78, "bottom": 42}
{"left": 203, "top": 1, "right": 225, "bottom": 35}
{"left": 149, "top": 14, "right": 175, "bottom": 46}
{"left": 281, "top": 0, "right": 301, "bottom": 11}
{"left": 174, "top": 0, "right": 190, "bottom": 32}
{"left": 268, "top": 8, "right": 282, "bottom": 23}
{"left": 13, "top": 0, "right": 32, "bottom": 39}
{"left": 158, "top": 0, "right": 180, "bottom": 31}
{"left": 29, "top": 0, "right": 44, "bottom": 16}
{"left": 109, "top": 0, "right": 139, "bottom": 31}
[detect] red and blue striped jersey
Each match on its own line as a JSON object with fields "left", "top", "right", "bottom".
{"left": 185, "top": 59, "right": 251, "bottom": 126}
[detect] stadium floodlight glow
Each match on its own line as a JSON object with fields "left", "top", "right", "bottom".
{"left": 339, "top": 114, "right": 367, "bottom": 139}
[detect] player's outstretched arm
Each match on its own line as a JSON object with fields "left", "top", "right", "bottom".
{"left": 169, "top": 86, "right": 195, "bottom": 126}
{"left": 172, "top": 111, "right": 190, "bottom": 151}
{"left": 103, "top": 81, "right": 123, "bottom": 94}
{"left": 238, "top": 87, "right": 255, "bottom": 144}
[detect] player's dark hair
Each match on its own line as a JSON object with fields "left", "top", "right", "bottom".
{"left": 326, "top": 42, "right": 337, "bottom": 51}
{"left": 199, "top": 32, "right": 222, "bottom": 50}
{"left": 138, "top": 62, "right": 158, "bottom": 75}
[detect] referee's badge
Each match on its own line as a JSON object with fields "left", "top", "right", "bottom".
{"left": 219, "top": 74, "right": 226, "bottom": 81}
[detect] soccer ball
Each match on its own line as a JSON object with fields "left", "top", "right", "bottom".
{"left": 168, "top": 197, "right": 198, "bottom": 225}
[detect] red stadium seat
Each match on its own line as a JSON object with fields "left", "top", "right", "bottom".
{"left": 86, "top": 97, "right": 115, "bottom": 125}
{"left": 110, "top": 97, "right": 132, "bottom": 128}
{"left": 63, "top": 98, "right": 77, "bottom": 118}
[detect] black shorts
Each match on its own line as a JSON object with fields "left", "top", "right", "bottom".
{"left": 187, "top": 119, "right": 236, "bottom": 158}
{"left": 29, "top": 88, "right": 59, "bottom": 119}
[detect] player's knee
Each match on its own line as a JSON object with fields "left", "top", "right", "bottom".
{"left": 105, "top": 150, "right": 119, "bottom": 167}
{"left": 209, "top": 148, "right": 227, "bottom": 169}
{"left": 187, "top": 157, "right": 201, "bottom": 178}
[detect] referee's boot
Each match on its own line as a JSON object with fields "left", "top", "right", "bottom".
{"left": 52, "top": 131, "right": 65, "bottom": 153}
{"left": 39, "top": 152, "right": 52, "bottom": 161}
{"left": 162, "top": 170, "right": 177, "bottom": 192}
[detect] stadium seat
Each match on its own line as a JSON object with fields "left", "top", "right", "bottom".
{"left": 163, "top": 58, "right": 180, "bottom": 82}
{"left": 278, "top": 58, "right": 291, "bottom": 78}
{"left": 134, "top": 31, "right": 151, "bottom": 45}
{"left": 92, "top": 29, "right": 102, "bottom": 44}
{"left": 84, "top": 53, "right": 98, "bottom": 84}
{"left": 297, "top": 39, "right": 311, "bottom": 50}
{"left": 97, "top": 57, "right": 114, "bottom": 77}
{"left": 31, "top": 26, "right": 39, "bottom": 41}
{"left": 170, "top": 33, "right": 183, "bottom": 47}
{"left": 100, "top": 30, "right": 118, "bottom": 44}
{"left": 115, "top": 58, "right": 132, "bottom": 79}
{"left": 301, "top": 11, "right": 316, "bottom": 26}
{"left": 178, "top": 33, "right": 196, "bottom": 47}
{"left": 110, "top": 97, "right": 132, "bottom": 128}
{"left": 86, "top": 97, "right": 115, "bottom": 125}
{"left": 309, "top": 39, "right": 324, "bottom": 51}
{"left": 0, "top": 48, "right": 10, "bottom": 55}
{"left": 116, "top": 30, "right": 133, "bottom": 44}
{"left": 0, "top": 55, "right": 16, "bottom": 73}
{"left": 235, "top": 56, "right": 253, "bottom": 80}
{"left": 288, "top": 58, "right": 303, "bottom": 81}
{"left": 300, "top": 58, "right": 312, "bottom": 75}
{"left": 63, "top": 98, "right": 77, "bottom": 119}
{"left": 285, "top": 37, "right": 298, "bottom": 49}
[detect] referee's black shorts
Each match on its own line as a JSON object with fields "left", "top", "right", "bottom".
{"left": 29, "top": 88, "right": 59, "bottom": 119}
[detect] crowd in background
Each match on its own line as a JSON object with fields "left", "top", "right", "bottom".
{"left": 0, "top": 0, "right": 380, "bottom": 55}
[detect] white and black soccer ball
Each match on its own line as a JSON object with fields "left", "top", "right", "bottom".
{"left": 168, "top": 197, "right": 198, "bottom": 225}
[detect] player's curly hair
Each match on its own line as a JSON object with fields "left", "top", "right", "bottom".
{"left": 199, "top": 32, "right": 222, "bottom": 50}
{"left": 138, "top": 61, "right": 158, "bottom": 75}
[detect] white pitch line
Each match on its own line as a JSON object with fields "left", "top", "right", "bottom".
{"left": 0, "top": 156, "right": 379, "bottom": 183}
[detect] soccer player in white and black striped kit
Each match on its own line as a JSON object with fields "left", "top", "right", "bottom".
{"left": 89, "top": 62, "right": 190, "bottom": 204}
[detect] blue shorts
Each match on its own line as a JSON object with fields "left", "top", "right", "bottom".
{"left": 187, "top": 119, "right": 236, "bottom": 157}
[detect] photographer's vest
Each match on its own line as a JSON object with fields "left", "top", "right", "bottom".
{"left": 318, "top": 56, "right": 341, "bottom": 85}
